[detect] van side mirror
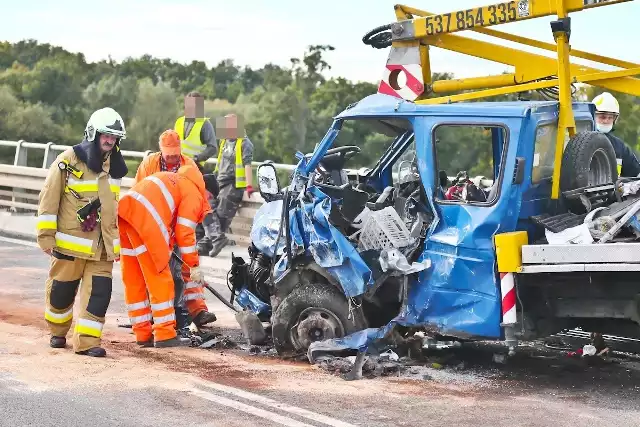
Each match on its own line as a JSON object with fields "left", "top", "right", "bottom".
{"left": 257, "top": 162, "right": 280, "bottom": 198}
{"left": 513, "top": 157, "right": 525, "bottom": 184}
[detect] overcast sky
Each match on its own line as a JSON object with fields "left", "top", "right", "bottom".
{"left": 4, "top": 0, "right": 639, "bottom": 83}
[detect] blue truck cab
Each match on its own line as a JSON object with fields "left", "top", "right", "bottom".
{"left": 236, "top": 93, "right": 640, "bottom": 357}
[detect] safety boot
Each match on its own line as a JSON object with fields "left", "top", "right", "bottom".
{"left": 197, "top": 237, "right": 213, "bottom": 255}
{"left": 208, "top": 235, "right": 229, "bottom": 258}
{"left": 175, "top": 306, "right": 190, "bottom": 331}
{"left": 50, "top": 336, "right": 66, "bottom": 348}
{"left": 154, "top": 337, "right": 192, "bottom": 348}
{"left": 193, "top": 310, "right": 217, "bottom": 327}
{"left": 76, "top": 347, "right": 107, "bottom": 357}
{"left": 136, "top": 339, "right": 154, "bottom": 348}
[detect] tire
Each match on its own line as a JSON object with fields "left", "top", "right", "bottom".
{"left": 271, "top": 282, "right": 367, "bottom": 356}
{"left": 560, "top": 131, "right": 618, "bottom": 191}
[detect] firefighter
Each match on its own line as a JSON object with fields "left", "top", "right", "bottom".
{"left": 133, "top": 129, "right": 217, "bottom": 331}
{"left": 198, "top": 113, "right": 255, "bottom": 257}
{"left": 118, "top": 165, "right": 211, "bottom": 347}
{"left": 592, "top": 92, "right": 640, "bottom": 177}
{"left": 37, "top": 107, "right": 128, "bottom": 357}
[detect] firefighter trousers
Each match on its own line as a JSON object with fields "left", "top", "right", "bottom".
{"left": 44, "top": 249, "right": 113, "bottom": 353}
{"left": 119, "top": 219, "right": 177, "bottom": 343}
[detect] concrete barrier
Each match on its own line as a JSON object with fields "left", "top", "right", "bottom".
{"left": 0, "top": 139, "right": 301, "bottom": 246}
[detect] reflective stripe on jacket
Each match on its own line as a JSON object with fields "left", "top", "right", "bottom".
{"left": 118, "top": 169, "right": 211, "bottom": 272}
{"left": 215, "top": 138, "right": 247, "bottom": 188}
{"left": 174, "top": 116, "right": 207, "bottom": 164}
{"left": 133, "top": 152, "right": 199, "bottom": 184}
{"left": 36, "top": 148, "right": 121, "bottom": 260}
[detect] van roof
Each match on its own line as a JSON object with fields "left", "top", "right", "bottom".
{"left": 335, "top": 93, "right": 593, "bottom": 120}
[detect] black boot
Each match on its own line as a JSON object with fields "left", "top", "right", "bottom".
{"left": 208, "top": 235, "right": 229, "bottom": 258}
{"left": 175, "top": 306, "right": 190, "bottom": 331}
{"left": 193, "top": 310, "right": 217, "bottom": 327}
{"left": 50, "top": 336, "right": 66, "bottom": 348}
{"left": 197, "top": 237, "right": 213, "bottom": 255}
{"left": 76, "top": 347, "right": 107, "bottom": 357}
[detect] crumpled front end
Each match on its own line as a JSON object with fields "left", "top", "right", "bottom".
{"left": 250, "top": 187, "right": 374, "bottom": 298}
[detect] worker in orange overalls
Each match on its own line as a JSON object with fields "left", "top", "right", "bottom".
{"left": 118, "top": 165, "right": 211, "bottom": 347}
{"left": 134, "top": 130, "right": 217, "bottom": 332}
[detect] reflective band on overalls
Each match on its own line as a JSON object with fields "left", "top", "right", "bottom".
{"left": 55, "top": 232, "right": 95, "bottom": 255}
{"left": 215, "top": 138, "right": 246, "bottom": 188}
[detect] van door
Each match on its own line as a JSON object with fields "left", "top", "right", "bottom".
{"left": 413, "top": 116, "right": 524, "bottom": 339}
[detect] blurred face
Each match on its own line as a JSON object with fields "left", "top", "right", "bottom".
{"left": 99, "top": 134, "right": 117, "bottom": 153}
{"left": 184, "top": 96, "right": 204, "bottom": 119}
{"left": 216, "top": 114, "right": 244, "bottom": 139}
{"left": 163, "top": 153, "right": 181, "bottom": 165}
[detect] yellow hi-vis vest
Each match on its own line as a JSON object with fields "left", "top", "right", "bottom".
{"left": 174, "top": 116, "right": 207, "bottom": 165}
{"left": 215, "top": 138, "right": 246, "bottom": 188}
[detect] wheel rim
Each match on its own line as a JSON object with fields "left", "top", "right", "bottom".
{"left": 289, "top": 307, "right": 346, "bottom": 350}
{"left": 588, "top": 148, "right": 613, "bottom": 186}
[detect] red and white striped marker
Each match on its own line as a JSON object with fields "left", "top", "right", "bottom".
{"left": 378, "top": 64, "right": 425, "bottom": 101}
{"left": 500, "top": 272, "right": 517, "bottom": 325}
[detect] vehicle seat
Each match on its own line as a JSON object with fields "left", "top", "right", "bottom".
{"left": 319, "top": 183, "right": 369, "bottom": 231}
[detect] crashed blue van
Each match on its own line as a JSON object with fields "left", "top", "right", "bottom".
{"left": 229, "top": 92, "right": 640, "bottom": 357}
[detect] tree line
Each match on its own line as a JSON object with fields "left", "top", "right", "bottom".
{"left": 0, "top": 39, "right": 638, "bottom": 178}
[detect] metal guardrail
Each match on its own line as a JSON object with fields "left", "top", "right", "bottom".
{"left": 0, "top": 139, "right": 297, "bottom": 172}
{"left": 0, "top": 139, "right": 298, "bottom": 245}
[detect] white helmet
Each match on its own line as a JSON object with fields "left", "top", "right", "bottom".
{"left": 592, "top": 92, "right": 620, "bottom": 116}
{"left": 84, "top": 107, "right": 126, "bottom": 142}
{"left": 592, "top": 92, "right": 620, "bottom": 133}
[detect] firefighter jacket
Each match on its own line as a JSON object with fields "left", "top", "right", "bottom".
{"left": 118, "top": 165, "right": 212, "bottom": 273}
{"left": 36, "top": 141, "right": 128, "bottom": 261}
{"left": 134, "top": 152, "right": 199, "bottom": 184}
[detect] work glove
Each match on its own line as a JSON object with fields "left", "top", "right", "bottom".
{"left": 190, "top": 266, "right": 205, "bottom": 284}
{"left": 245, "top": 185, "right": 255, "bottom": 197}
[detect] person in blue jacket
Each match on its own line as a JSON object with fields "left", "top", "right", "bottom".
{"left": 592, "top": 92, "right": 640, "bottom": 177}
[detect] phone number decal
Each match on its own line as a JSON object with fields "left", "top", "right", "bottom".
{"left": 424, "top": 1, "right": 522, "bottom": 36}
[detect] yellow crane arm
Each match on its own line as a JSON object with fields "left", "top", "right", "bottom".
{"left": 371, "top": 0, "right": 637, "bottom": 199}
{"left": 392, "top": 0, "right": 633, "bottom": 39}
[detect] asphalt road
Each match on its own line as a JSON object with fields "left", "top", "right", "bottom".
{"left": 1, "top": 237, "right": 640, "bottom": 427}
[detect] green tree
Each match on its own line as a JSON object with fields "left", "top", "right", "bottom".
{"left": 128, "top": 79, "right": 179, "bottom": 151}
{"left": 83, "top": 74, "right": 139, "bottom": 122}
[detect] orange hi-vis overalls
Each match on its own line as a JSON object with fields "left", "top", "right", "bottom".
{"left": 132, "top": 152, "right": 209, "bottom": 318}
{"left": 117, "top": 166, "right": 211, "bottom": 343}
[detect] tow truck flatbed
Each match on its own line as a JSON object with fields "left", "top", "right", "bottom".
{"left": 520, "top": 242, "right": 640, "bottom": 273}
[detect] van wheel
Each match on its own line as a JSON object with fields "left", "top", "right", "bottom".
{"left": 271, "top": 282, "right": 367, "bottom": 356}
{"left": 560, "top": 131, "right": 618, "bottom": 191}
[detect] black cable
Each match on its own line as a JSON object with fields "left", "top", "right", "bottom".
{"left": 362, "top": 24, "right": 392, "bottom": 49}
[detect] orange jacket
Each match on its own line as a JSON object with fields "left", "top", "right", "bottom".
{"left": 118, "top": 165, "right": 212, "bottom": 272}
{"left": 134, "top": 152, "right": 199, "bottom": 184}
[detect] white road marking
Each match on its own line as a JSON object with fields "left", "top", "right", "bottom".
{"left": 194, "top": 379, "right": 360, "bottom": 427}
{"left": 0, "top": 233, "right": 358, "bottom": 426}
{"left": 0, "top": 236, "right": 39, "bottom": 248}
{"left": 190, "top": 388, "right": 316, "bottom": 427}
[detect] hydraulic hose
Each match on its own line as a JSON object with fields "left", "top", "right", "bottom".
{"left": 362, "top": 24, "right": 392, "bottom": 49}
{"left": 171, "top": 251, "right": 239, "bottom": 312}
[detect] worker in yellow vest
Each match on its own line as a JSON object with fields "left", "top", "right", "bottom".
{"left": 174, "top": 91, "right": 220, "bottom": 248}
{"left": 197, "top": 113, "right": 255, "bottom": 257}
{"left": 173, "top": 91, "right": 218, "bottom": 169}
